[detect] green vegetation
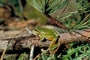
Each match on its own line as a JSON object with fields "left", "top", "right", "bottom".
{"left": 60, "top": 0, "right": 90, "bottom": 31}
{"left": 0, "top": 0, "right": 90, "bottom": 60}
{"left": 25, "top": 3, "right": 46, "bottom": 24}
{"left": 27, "top": 0, "right": 90, "bottom": 60}
{"left": 35, "top": 42, "right": 90, "bottom": 60}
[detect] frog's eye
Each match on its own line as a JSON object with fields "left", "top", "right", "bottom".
{"left": 34, "top": 29, "right": 38, "bottom": 31}
{"left": 35, "top": 29, "right": 40, "bottom": 32}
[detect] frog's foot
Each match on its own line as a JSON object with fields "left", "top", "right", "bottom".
{"left": 48, "top": 43, "right": 60, "bottom": 54}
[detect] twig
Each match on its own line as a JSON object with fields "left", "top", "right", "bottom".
{"left": 46, "top": 15, "right": 67, "bottom": 30}
{"left": 29, "top": 45, "right": 35, "bottom": 60}
{"left": 25, "top": 28, "right": 35, "bottom": 60}
{"left": 26, "top": 28, "right": 33, "bottom": 35}
{"left": 0, "top": 45, "right": 6, "bottom": 60}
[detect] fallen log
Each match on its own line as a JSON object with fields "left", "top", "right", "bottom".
{"left": 0, "top": 29, "right": 90, "bottom": 53}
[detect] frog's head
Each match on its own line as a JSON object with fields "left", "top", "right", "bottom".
{"left": 33, "top": 26, "right": 42, "bottom": 35}
{"left": 35, "top": 26, "right": 41, "bottom": 31}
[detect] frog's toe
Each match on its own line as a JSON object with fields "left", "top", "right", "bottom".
{"left": 49, "top": 43, "right": 60, "bottom": 51}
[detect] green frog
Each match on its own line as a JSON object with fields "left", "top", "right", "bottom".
{"left": 33, "top": 26, "right": 60, "bottom": 51}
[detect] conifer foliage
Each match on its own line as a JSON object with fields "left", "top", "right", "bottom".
{"left": 27, "top": 0, "right": 69, "bottom": 15}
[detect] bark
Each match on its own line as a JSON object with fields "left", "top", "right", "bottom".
{"left": 0, "top": 29, "right": 90, "bottom": 53}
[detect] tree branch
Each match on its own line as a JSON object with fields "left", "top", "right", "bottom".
{"left": 0, "top": 29, "right": 90, "bottom": 53}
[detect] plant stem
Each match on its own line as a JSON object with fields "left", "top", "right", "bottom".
{"left": 46, "top": 14, "right": 67, "bottom": 30}
{"left": 25, "top": 28, "right": 35, "bottom": 60}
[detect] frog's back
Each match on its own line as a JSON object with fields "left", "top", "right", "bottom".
{"left": 37, "top": 26, "right": 58, "bottom": 37}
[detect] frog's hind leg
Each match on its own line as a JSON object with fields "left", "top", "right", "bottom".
{"left": 48, "top": 36, "right": 60, "bottom": 53}
{"left": 49, "top": 43, "right": 60, "bottom": 54}
{"left": 49, "top": 36, "right": 60, "bottom": 50}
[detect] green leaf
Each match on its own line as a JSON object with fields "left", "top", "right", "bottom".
{"left": 41, "top": 52, "right": 47, "bottom": 60}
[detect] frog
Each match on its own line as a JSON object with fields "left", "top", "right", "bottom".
{"left": 33, "top": 26, "right": 60, "bottom": 51}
